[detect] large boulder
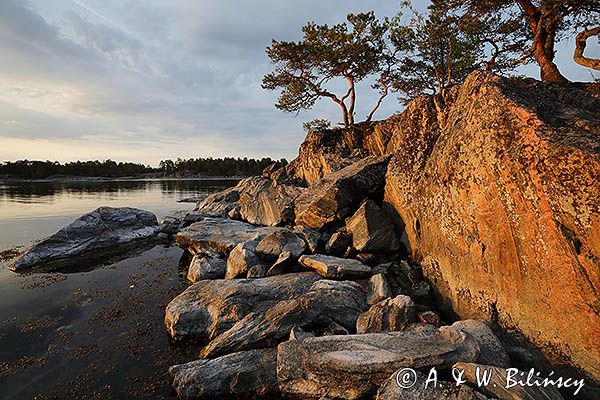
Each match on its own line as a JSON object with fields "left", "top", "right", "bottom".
{"left": 225, "top": 239, "right": 268, "bottom": 279}
{"left": 356, "top": 295, "right": 416, "bottom": 334}
{"left": 298, "top": 254, "right": 371, "bottom": 279}
{"left": 294, "top": 155, "right": 391, "bottom": 230}
{"left": 277, "top": 323, "right": 480, "bottom": 400}
{"left": 200, "top": 279, "right": 367, "bottom": 358}
{"left": 176, "top": 217, "right": 280, "bottom": 256}
{"left": 169, "top": 348, "right": 278, "bottom": 400}
{"left": 164, "top": 272, "right": 320, "bottom": 341}
{"left": 255, "top": 229, "right": 306, "bottom": 261}
{"left": 187, "top": 252, "right": 227, "bottom": 282}
{"left": 346, "top": 199, "right": 400, "bottom": 253}
{"left": 10, "top": 207, "right": 159, "bottom": 272}
{"left": 382, "top": 72, "right": 600, "bottom": 379}
{"left": 196, "top": 176, "right": 303, "bottom": 226}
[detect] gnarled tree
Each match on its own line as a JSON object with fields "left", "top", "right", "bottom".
{"left": 461, "top": 0, "right": 600, "bottom": 82}
{"left": 574, "top": 26, "right": 600, "bottom": 70}
{"left": 262, "top": 12, "right": 387, "bottom": 127}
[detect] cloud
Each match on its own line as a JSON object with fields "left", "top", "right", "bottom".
{"left": 0, "top": 0, "right": 597, "bottom": 165}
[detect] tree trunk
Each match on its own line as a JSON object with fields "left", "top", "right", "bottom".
{"left": 345, "top": 75, "right": 356, "bottom": 126}
{"left": 574, "top": 27, "right": 600, "bottom": 71}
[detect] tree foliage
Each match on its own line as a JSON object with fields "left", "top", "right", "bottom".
{"left": 459, "top": 0, "right": 600, "bottom": 82}
{"left": 302, "top": 118, "right": 332, "bottom": 132}
{"left": 262, "top": 12, "right": 388, "bottom": 127}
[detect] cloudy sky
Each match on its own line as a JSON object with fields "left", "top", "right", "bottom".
{"left": 0, "top": 0, "right": 598, "bottom": 165}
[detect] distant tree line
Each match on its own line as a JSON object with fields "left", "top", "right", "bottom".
{"left": 0, "top": 157, "right": 288, "bottom": 179}
{"left": 158, "top": 157, "right": 288, "bottom": 177}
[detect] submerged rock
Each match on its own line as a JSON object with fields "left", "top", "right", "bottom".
{"left": 169, "top": 348, "right": 278, "bottom": 400}
{"left": 164, "top": 272, "right": 320, "bottom": 341}
{"left": 200, "top": 279, "right": 367, "bottom": 358}
{"left": 277, "top": 323, "right": 480, "bottom": 400}
{"left": 10, "top": 207, "right": 160, "bottom": 272}
{"left": 298, "top": 254, "right": 371, "bottom": 279}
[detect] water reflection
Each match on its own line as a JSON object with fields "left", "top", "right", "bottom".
{"left": 0, "top": 179, "right": 238, "bottom": 249}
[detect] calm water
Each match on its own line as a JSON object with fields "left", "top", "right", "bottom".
{"left": 0, "top": 179, "right": 236, "bottom": 399}
{"left": 0, "top": 178, "right": 237, "bottom": 250}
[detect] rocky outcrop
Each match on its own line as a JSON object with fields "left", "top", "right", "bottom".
{"left": 277, "top": 323, "right": 480, "bottom": 400}
{"left": 356, "top": 295, "right": 416, "bottom": 334}
{"left": 176, "top": 217, "right": 280, "bottom": 256}
{"left": 298, "top": 254, "right": 371, "bottom": 279}
{"left": 346, "top": 199, "right": 400, "bottom": 253}
{"left": 199, "top": 280, "right": 367, "bottom": 358}
{"left": 294, "top": 155, "right": 391, "bottom": 230}
{"left": 382, "top": 72, "right": 600, "bottom": 379}
{"left": 10, "top": 207, "right": 159, "bottom": 272}
{"left": 164, "top": 272, "right": 320, "bottom": 341}
{"left": 169, "top": 348, "right": 278, "bottom": 400}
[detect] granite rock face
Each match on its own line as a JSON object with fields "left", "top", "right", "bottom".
{"left": 298, "top": 255, "right": 371, "bottom": 279}
{"left": 10, "top": 207, "right": 160, "bottom": 272}
{"left": 277, "top": 323, "right": 480, "bottom": 400}
{"left": 169, "top": 348, "right": 278, "bottom": 400}
{"left": 382, "top": 72, "right": 600, "bottom": 379}
{"left": 164, "top": 272, "right": 320, "bottom": 341}
{"left": 294, "top": 155, "right": 391, "bottom": 230}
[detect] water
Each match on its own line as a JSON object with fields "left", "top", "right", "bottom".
{"left": 0, "top": 178, "right": 237, "bottom": 250}
{"left": 0, "top": 179, "right": 237, "bottom": 399}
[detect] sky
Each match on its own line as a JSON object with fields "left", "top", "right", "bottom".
{"left": 0, "top": 0, "right": 598, "bottom": 165}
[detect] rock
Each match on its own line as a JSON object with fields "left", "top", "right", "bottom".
{"left": 246, "top": 264, "right": 267, "bottom": 279}
{"left": 169, "top": 348, "right": 278, "bottom": 400}
{"left": 324, "top": 321, "right": 349, "bottom": 336}
{"left": 255, "top": 230, "right": 306, "bottom": 261}
{"left": 326, "top": 232, "right": 352, "bottom": 256}
{"left": 10, "top": 207, "right": 160, "bottom": 272}
{"left": 199, "top": 279, "right": 367, "bottom": 358}
{"left": 293, "top": 225, "right": 321, "bottom": 254}
{"left": 164, "top": 272, "right": 320, "bottom": 341}
{"left": 356, "top": 295, "right": 416, "bottom": 334}
{"left": 451, "top": 320, "right": 510, "bottom": 368}
{"left": 176, "top": 217, "right": 280, "bottom": 256}
{"left": 294, "top": 155, "right": 391, "bottom": 230}
{"left": 177, "top": 194, "right": 208, "bottom": 203}
{"left": 367, "top": 273, "right": 393, "bottom": 305}
{"left": 181, "top": 211, "right": 205, "bottom": 227}
{"left": 187, "top": 252, "right": 227, "bottom": 282}
{"left": 226, "top": 239, "right": 268, "bottom": 279}
{"left": 238, "top": 178, "right": 304, "bottom": 227}
{"left": 298, "top": 255, "right": 371, "bottom": 279}
{"left": 290, "top": 326, "right": 315, "bottom": 341}
{"left": 453, "top": 362, "right": 565, "bottom": 400}
{"left": 376, "top": 370, "right": 491, "bottom": 400}
{"left": 277, "top": 323, "right": 480, "bottom": 400}
{"left": 266, "top": 251, "right": 293, "bottom": 277}
{"left": 195, "top": 185, "right": 241, "bottom": 216}
{"left": 410, "top": 281, "right": 432, "bottom": 305}
{"left": 417, "top": 311, "right": 442, "bottom": 327}
{"left": 346, "top": 199, "right": 400, "bottom": 253}
{"left": 382, "top": 72, "right": 600, "bottom": 379}
{"left": 159, "top": 213, "right": 185, "bottom": 235}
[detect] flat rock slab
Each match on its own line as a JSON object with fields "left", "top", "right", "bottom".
{"left": 277, "top": 324, "right": 480, "bottom": 400}
{"left": 10, "top": 206, "right": 159, "bottom": 272}
{"left": 200, "top": 280, "right": 367, "bottom": 358}
{"left": 176, "top": 217, "right": 281, "bottom": 256}
{"left": 169, "top": 348, "right": 278, "bottom": 400}
{"left": 165, "top": 272, "right": 321, "bottom": 341}
{"left": 299, "top": 254, "right": 371, "bottom": 279}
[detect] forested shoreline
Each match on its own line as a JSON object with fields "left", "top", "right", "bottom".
{"left": 0, "top": 158, "right": 287, "bottom": 180}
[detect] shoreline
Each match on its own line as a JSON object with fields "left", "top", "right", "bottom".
{"left": 0, "top": 176, "right": 244, "bottom": 184}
